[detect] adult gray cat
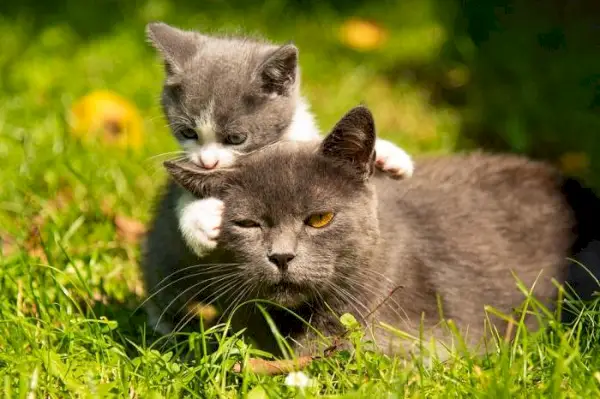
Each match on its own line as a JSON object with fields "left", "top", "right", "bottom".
{"left": 143, "top": 105, "right": 589, "bottom": 357}
{"left": 145, "top": 22, "right": 414, "bottom": 261}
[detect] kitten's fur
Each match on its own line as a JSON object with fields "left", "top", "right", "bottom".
{"left": 143, "top": 106, "right": 588, "bottom": 357}
{"left": 146, "top": 22, "right": 414, "bottom": 258}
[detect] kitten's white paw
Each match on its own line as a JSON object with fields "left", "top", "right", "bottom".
{"left": 374, "top": 139, "right": 414, "bottom": 179}
{"left": 179, "top": 197, "right": 224, "bottom": 257}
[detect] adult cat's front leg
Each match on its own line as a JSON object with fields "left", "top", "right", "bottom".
{"left": 374, "top": 139, "right": 414, "bottom": 179}
{"left": 177, "top": 193, "right": 223, "bottom": 257}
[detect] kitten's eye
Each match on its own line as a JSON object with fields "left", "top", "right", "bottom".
{"left": 305, "top": 212, "right": 335, "bottom": 228}
{"left": 180, "top": 128, "right": 198, "bottom": 140}
{"left": 225, "top": 132, "right": 247, "bottom": 145}
{"left": 234, "top": 219, "right": 261, "bottom": 228}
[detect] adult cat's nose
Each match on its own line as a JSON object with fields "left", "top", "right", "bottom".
{"left": 268, "top": 252, "right": 296, "bottom": 271}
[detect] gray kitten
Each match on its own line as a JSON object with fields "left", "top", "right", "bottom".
{"left": 145, "top": 22, "right": 414, "bottom": 262}
{"left": 143, "top": 106, "right": 589, "bottom": 358}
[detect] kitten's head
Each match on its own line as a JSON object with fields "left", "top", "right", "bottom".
{"left": 147, "top": 22, "right": 300, "bottom": 168}
{"left": 165, "top": 106, "right": 379, "bottom": 308}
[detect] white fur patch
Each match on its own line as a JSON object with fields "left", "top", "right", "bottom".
{"left": 374, "top": 139, "right": 414, "bottom": 179}
{"left": 177, "top": 193, "right": 224, "bottom": 257}
{"left": 283, "top": 97, "right": 320, "bottom": 142}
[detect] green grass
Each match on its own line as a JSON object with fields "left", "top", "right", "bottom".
{"left": 1, "top": 0, "right": 600, "bottom": 397}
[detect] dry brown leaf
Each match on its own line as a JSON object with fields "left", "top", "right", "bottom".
{"left": 115, "top": 215, "right": 147, "bottom": 243}
{"left": 232, "top": 356, "right": 317, "bottom": 376}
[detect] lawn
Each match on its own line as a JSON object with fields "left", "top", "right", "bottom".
{"left": 1, "top": 0, "right": 600, "bottom": 397}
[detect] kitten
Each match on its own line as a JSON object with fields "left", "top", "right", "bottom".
{"left": 143, "top": 105, "right": 597, "bottom": 357}
{"left": 145, "top": 22, "right": 415, "bottom": 258}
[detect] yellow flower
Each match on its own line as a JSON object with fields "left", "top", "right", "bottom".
{"left": 339, "top": 18, "right": 388, "bottom": 51}
{"left": 69, "top": 90, "right": 144, "bottom": 150}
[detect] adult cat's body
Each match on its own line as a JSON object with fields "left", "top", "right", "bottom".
{"left": 143, "top": 106, "right": 585, "bottom": 357}
{"left": 145, "top": 22, "right": 414, "bottom": 259}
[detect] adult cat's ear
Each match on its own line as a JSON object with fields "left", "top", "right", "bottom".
{"left": 164, "top": 159, "right": 229, "bottom": 197}
{"left": 258, "top": 44, "right": 298, "bottom": 96}
{"left": 146, "top": 22, "right": 199, "bottom": 80}
{"left": 319, "top": 106, "right": 376, "bottom": 180}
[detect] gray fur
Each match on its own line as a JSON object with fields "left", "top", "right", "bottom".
{"left": 146, "top": 22, "right": 298, "bottom": 149}
{"left": 142, "top": 106, "right": 577, "bottom": 357}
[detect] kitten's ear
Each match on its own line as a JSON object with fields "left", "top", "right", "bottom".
{"left": 164, "top": 160, "right": 229, "bottom": 197}
{"left": 258, "top": 44, "right": 298, "bottom": 96}
{"left": 319, "top": 106, "right": 376, "bottom": 180}
{"left": 146, "top": 22, "right": 199, "bottom": 78}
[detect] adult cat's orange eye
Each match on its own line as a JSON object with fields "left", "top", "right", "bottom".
{"left": 306, "top": 212, "right": 334, "bottom": 228}
{"left": 234, "top": 220, "right": 260, "bottom": 228}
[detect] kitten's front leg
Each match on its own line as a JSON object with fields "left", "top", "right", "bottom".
{"left": 374, "top": 139, "right": 414, "bottom": 179}
{"left": 177, "top": 192, "right": 223, "bottom": 257}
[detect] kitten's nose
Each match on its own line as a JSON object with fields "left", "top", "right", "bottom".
{"left": 268, "top": 252, "right": 296, "bottom": 271}
{"left": 199, "top": 157, "right": 219, "bottom": 169}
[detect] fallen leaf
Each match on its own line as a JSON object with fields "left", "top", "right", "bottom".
{"left": 69, "top": 90, "right": 144, "bottom": 150}
{"left": 232, "top": 356, "right": 317, "bottom": 376}
{"left": 115, "top": 215, "right": 146, "bottom": 243}
{"left": 339, "top": 18, "right": 388, "bottom": 51}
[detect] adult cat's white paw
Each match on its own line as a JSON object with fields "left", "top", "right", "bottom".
{"left": 179, "top": 197, "right": 224, "bottom": 257}
{"left": 374, "top": 139, "right": 414, "bottom": 179}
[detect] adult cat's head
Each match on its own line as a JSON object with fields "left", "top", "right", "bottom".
{"left": 147, "top": 22, "right": 303, "bottom": 167}
{"left": 165, "top": 106, "right": 380, "bottom": 307}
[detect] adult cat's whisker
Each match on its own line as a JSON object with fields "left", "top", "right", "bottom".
{"left": 336, "top": 271, "right": 389, "bottom": 292}
{"left": 336, "top": 274, "right": 410, "bottom": 325}
{"left": 169, "top": 281, "right": 239, "bottom": 339}
{"left": 165, "top": 278, "right": 241, "bottom": 341}
{"left": 151, "top": 263, "right": 242, "bottom": 288}
{"left": 352, "top": 268, "right": 396, "bottom": 285}
{"left": 327, "top": 283, "right": 368, "bottom": 322}
{"left": 169, "top": 278, "right": 242, "bottom": 337}
{"left": 155, "top": 272, "right": 241, "bottom": 331}
{"left": 138, "top": 272, "right": 233, "bottom": 316}
{"left": 336, "top": 272, "right": 409, "bottom": 321}
{"left": 218, "top": 282, "right": 255, "bottom": 323}
{"left": 137, "top": 265, "right": 242, "bottom": 313}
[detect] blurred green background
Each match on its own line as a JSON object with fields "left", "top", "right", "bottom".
{"left": 1, "top": 0, "right": 598, "bottom": 182}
